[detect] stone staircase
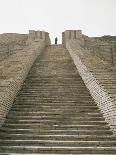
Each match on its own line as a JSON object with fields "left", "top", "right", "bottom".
{"left": 0, "top": 45, "right": 116, "bottom": 154}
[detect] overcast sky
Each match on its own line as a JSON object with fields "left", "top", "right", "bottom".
{"left": 0, "top": 0, "right": 116, "bottom": 43}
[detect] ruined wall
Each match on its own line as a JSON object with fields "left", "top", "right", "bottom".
{"left": 63, "top": 30, "right": 116, "bottom": 134}
{"left": 0, "top": 30, "right": 51, "bottom": 126}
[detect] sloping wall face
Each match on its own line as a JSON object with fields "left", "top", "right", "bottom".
{"left": 0, "top": 30, "right": 51, "bottom": 126}
{"left": 63, "top": 30, "right": 116, "bottom": 134}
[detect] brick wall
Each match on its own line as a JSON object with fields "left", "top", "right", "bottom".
{"left": 63, "top": 30, "right": 116, "bottom": 135}
{"left": 0, "top": 30, "right": 51, "bottom": 126}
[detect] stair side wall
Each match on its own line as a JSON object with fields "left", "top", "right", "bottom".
{"left": 0, "top": 30, "right": 51, "bottom": 126}
{"left": 63, "top": 30, "right": 116, "bottom": 135}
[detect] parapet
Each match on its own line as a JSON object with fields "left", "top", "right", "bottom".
{"left": 64, "top": 30, "right": 82, "bottom": 39}
{"left": 28, "top": 30, "right": 46, "bottom": 40}
{"left": 62, "top": 30, "right": 84, "bottom": 45}
{"left": 27, "top": 30, "right": 51, "bottom": 46}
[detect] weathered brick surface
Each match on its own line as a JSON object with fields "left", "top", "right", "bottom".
{"left": 63, "top": 30, "right": 116, "bottom": 134}
{"left": 0, "top": 33, "right": 28, "bottom": 61}
{"left": 84, "top": 35, "right": 116, "bottom": 66}
{"left": 0, "top": 30, "right": 50, "bottom": 126}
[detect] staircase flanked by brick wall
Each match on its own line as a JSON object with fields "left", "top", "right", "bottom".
{"left": 0, "top": 45, "right": 116, "bottom": 154}
{"left": 63, "top": 30, "right": 116, "bottom": 134}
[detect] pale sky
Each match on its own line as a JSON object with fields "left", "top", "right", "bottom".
{"left": 0, "top": 0, "right": 116, "bottom": 43}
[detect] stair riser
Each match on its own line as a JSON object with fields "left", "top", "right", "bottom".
{"left": 0, "top": 141, "right": 116, "bottom": 147}
{"left": 6, "top": 117, "right": 105, "bottom": 121}
{"left": 0, "top": 147, "right": 116, "bottom": 154}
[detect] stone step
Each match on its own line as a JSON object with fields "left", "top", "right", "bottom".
{"left": 7, "top": 112, "right": 103, "bottom": 117}
{"left": 1, "top": 125, "right": 110, "bottom": 131}
{"left": 5, "top": 120, "right": 108, "bottom": 128}
{"left": 10, "top": 108, "right": 99, "bottom": 112}
{"left": 3, "top": 119, "right": 108, "bottom": 125}
{"left": 11, "top": 104, "right": 97, "bottom": 107}
{"left": 20, "top": 92, "right": 90, "bottom": 95}
{"left": 7, "top": 111, "right": 103, "bottom": 117}
{"left": 12, "top": 104, "right": 98, "bottom": 108}
{"left": 22, "top": 85, "right": 88, "bottom": 88}
{"left": 0, "top": 129, "right": 113, "bottom": 136}
{"left": 21, "top": 87, "right": 89, "bottom": 89}
{"left": 0, "top": 133, "right": 115, "bottom": 141}
{"left": 15, "top": 98, "right": 94, "bottom": 102}
{"left": 25, "top": 76, "right": 82, "bottom": 79}
{"left": 22, "top": 83, "right": 86, "bottom": 86}
{"left": 14, "top": 103, "right": 96, "bottom": 107}
{"left": 24, "top": 79, "right": 84, "bottom": 81}
{"left": 0, "top": 140, "right": 116, "bottom": 147}
{"left": 2, "top": 122, "right": 108, "bottom": 128}
{"left": 6, "top": 116, "right": 105, "bottom": 121}
{"left": 15, "top": 99, "right": 95, "bottom": 103}
{"left": 18, "top": 90, "right": 91, "bottom": 94}
{"left": 19, "top": 91, "right": 90, "bottom": 95}
{"left": 21, "top": 87, "right": 89, "bottom": 90}
{"left": 11, "top": 106, "right": 99, "bottom": 111}
{"left": 23, "top": 73, "right": 81, "bottom": 76}
{"left": 0, "top": 146, "right": 116, "bottom": 154}
{"left": 22, "top": 84, "right": 87, "bottom": 87}
{"left": 17, "top": 95, "right": 92, "bottom": 98}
